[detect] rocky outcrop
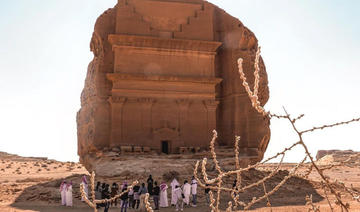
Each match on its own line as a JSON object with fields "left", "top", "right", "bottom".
{"left": 316, "top": 150, "right": 360, "bottom": 166}
{"left": 316, "top": 150, "right": 356, "bottom": 160}
{"left": 0, "top": 152, "right": 48, "bottom": 162}
{"left": 77, "top": 0, "right": 270, "bottom": 173}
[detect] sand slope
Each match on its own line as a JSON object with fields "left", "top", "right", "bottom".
{"left": 0, "top": 152, "right": 359, "bottom": 211}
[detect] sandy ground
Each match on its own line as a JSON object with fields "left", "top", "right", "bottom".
{"left": 0, "top": 152, "right": 359, "bottom": 212}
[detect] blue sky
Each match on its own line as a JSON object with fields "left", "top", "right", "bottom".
{"left": 0, "top": 0, "right": 359, "bottom": 162}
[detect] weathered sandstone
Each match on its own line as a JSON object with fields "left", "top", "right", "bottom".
{"left": 77, "top": 0, "right": 270, "bottom": 172}
{"left": 316, "top": 150, "right": 360, "bottom": 166}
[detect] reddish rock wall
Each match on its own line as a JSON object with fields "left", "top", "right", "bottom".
{"left": 77, "top": 0, "right": 270, "bottom": 170}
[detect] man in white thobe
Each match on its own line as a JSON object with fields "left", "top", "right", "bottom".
{"left": 182, "top": 180, "right": 191, "bottom": 206}
{"left": 60, "top": 181, "right": 67, "bottom": 206}
{"left": 170, "top": 178, "right": 179, "bottom": 205}
{"left": 159, "top": 182, "right": 169, "bottom": 207}
{"left": 191, "top": 176, "right": 197, "bottom": 206}
{"left": 174, "top": 185, "right": 183, "bottom": 211}
{"left": 65, "top": 181, "right": 73, "bottom": 207}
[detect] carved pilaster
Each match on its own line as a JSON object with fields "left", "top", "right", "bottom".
{"left": 176, "top": 99, "right": 191, "bottom": 128}
{"left": 203, "top": 100, "right": 219, "bottom": 139}
{"left": 233, "top": 96, "right": 242, "bottom": 144}
{"left": 176, "top": 99, "right": 191, "bottom": 146}
{"left": 138, "top": 98, "right": 156, "bottom": 145}
{"left": 109, "top": 97, "right": 127, "bottom": 147}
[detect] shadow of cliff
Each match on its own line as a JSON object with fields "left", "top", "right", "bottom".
{"left": 11, "top": 174, "right": 89, "bottom": 211}
{"left": 212, "top": 169, "right": 324, "bottom": 209}
{"left": 11, "top": 168, "right": 323, "bottom": 211}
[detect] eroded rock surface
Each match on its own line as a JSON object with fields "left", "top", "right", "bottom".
{"left": 77, "top": 0, "right": 270, "bottom": 172}
{"left": 316, "top": 150, "right": 360, "bottom": 166}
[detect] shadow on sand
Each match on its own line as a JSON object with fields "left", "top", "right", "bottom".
{"left": 11, "top": 170, "right": 323, "bottom": 211}
{"left": 214, "top": 169, "right": 324, "bottom": 209}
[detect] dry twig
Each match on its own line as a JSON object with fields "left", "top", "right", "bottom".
{"left": 80, "top": 171, "right": 138, "bottom": 212}
{"left": 193, "top": 45, "right": 359, "bottom": 211}
{"left": 305, "top": 194, "right": 320, "bottom": 212}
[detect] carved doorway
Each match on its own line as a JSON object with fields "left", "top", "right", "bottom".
{"left": 161, "top": 140, "right": 170, "bottom": 154}
{"left": 153, "top": 127, "right": 180, "bottom": 154}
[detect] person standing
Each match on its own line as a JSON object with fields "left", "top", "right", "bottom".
{"left": 133, "top": 184, "right": 141, "bottom": 209}
{"left": 128, "top": 187, "right": 134, "bottom": 209}
{"left": 60, "top": 180, "right": 67, "bottom": 206}
{"left": 101, "top": 183, "right": 106, "bottom": 195}
{"left": 170, "top": 178, "right": 179, "bottom": 206}
{"left": 119, "top": 181, "right": 127, "bottom": 207}
{"left": 147, "top": 175, "right": 154, "bottom": 196}
{"left": 120, "top": 184, "right": 129, "bottom": 212}
{"left": 138, "top": 183, "right": 148, "bottom": 211}
{"left": 153, "top": 181, "right": 160, "bottom": 210}
{"left": 121, "top": 181, "right": 128, "bottom": 190}
{"left": 100, "top": 183, "right": 106, "bottom": 208}
{"left": 65, "top": 181, "right": 73, "bottom": 207}
{"left": 81, "top": 176, "right": 88, "bottom": 202}
{"left": 232, "top": 179, "right": 237, "bottom": 189}
{"left": 102, "top": 184, "right": 111, "bottom": 212}
{"left": 232, "top": 179, "right": 239, "bottom": 197}
{"left": 205, "top": 184, "right": 210, "bottom": 204}
{"left": 111, "top": 182, "right": 119, "bottom": 207}
{"left": 191, "top": 176, "right": 197, "bottom": 207}
{"left": 174, "top": 185, "right": 184, "bottom": 211}
{"left": 95, "top": 182, "right": 102, "bottom": 209}
{"left": 182, "top": 180, "right": 191, "bottom": 206}
{"left": 159, "top": 182, "right": 169, "bottom": 208}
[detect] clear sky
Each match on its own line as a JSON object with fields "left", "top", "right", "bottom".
{"left": 0, "top": 0, "right": 359, "bottom": 163}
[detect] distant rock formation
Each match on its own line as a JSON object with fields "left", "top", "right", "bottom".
{"left": 77, "top": 0, "right": 270, "bottom": 172}
{"left": 0, "top": 152, "right": 48, "bottom": 162}
{"left": 316, "top": 150, "right": 356, "bottom": 160}
{"left": 316, "top": 150, "right": 360, "bottom": 166}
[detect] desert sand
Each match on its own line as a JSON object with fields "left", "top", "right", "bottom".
{"left": 0, "top": 151, "right": 359, "bottom": 212}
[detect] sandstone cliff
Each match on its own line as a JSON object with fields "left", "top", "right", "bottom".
{"left": 77, "top": 0, "right": 270, "bottom": 173}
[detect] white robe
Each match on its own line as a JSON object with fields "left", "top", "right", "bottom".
{"left": 159, "top": 185, "right": 168, "bottom": 207}
{"left": 81, "top": 182, "right": 88, "bottom": 201}
{"left": 182, "top": 183, "right": 191, "bottom": 205}
{"left": 191, "top": 179, "right": 197, "bottom": 195}
{"left": 174, "top": 187, "right": 183, "bottom": 210}
{"left": 170, "top": 179, "right": 179, "bottom": 205}
{"left": 65, "top": 185, "right": 73, "bottom": 206}
{"left": 60, "top": 184, "right": 67, "bottom": 205}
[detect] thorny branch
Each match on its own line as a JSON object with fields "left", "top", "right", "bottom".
{"left": 305, "top": 194, "right": 320, "bottom": 212}
{"left": 193, "top": 46, "right": 360, "bottom": 211}
{"left": 80, "top": 171, "right": 138, "bottom": 212}
{"left": 81, "top": 45, "right": 360, "bottom": 212}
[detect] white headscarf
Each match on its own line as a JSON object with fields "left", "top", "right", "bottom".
{"left": 171, "top": 178, "right": 179, "bottom": 190}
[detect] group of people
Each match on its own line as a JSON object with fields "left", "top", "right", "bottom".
{"left": 93, "top": 181, "right": 134, "bottom": 212}
{"left": 60, "top": 175, "right": 87, "bottom": 207}
{"left": 170, "top": 176, "right": 198, "bottom": 211}
{"left": 59, "top": 179, "right": 74, "bottom": 206}
{"left": 60, "top": 174, "right": 203, "bottom": 211}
